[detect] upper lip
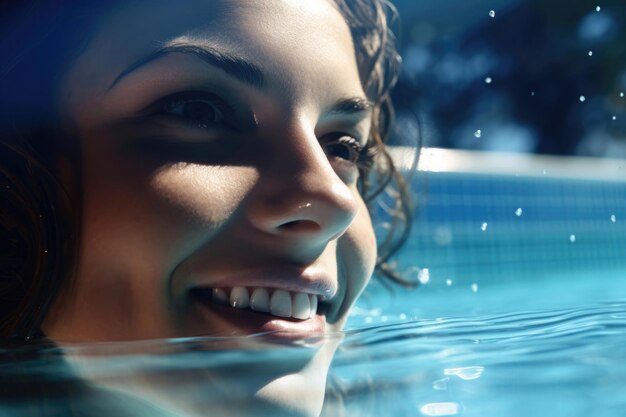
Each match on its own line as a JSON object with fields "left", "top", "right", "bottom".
{"left": 185, "top": 266, "right": 337, "bottom": 301}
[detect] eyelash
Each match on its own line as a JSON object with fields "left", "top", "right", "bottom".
{"left": 150, "top": 91, "right": 375, "bottom": 170}
{"left": 151, "top": 91, "right": 235, "bottom": 129}
{"left": 323, "top": 135, "right": 375, "bottom": 170}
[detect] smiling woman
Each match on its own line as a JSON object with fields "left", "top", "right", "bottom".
{"left": 0, "top": 0, "right": 411, "bottom": 416}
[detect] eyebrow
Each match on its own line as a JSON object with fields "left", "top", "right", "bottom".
{"left": 107, "top": 42, "right": 265, "bottom": 92}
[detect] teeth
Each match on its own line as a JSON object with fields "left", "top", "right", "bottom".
{"left": 309, "top": 294, "right": 318, "bottom": 317}
{"left": 292, "top": 292, "right": 311, "bottom": 320}
{"left": 249, "top": 288, "right": 270, "bottom": 312}
{"left": 270, "top": 289, "right": 292, "bottom": 318}
{"left": 212, "top": 288, "right": 229, "bottom": 305}
{"left": 230, "top": 286, "right": 249, "bottom": 309}
{"left": 211, "top": 286, "right": 318, "bottom": 320}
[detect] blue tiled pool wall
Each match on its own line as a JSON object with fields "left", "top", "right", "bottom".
{"left": 375, "top": 172, "right": 626, "bottom": 286}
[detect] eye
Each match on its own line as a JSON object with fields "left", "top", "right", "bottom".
{"left": 166, "top": 100, "right": 218, "bottom": 126}
{"left": 150, "top": 91, "right": 234, "bottom": 129}
{"left": 323, "top": 135, "right": 363, "bottom": 163}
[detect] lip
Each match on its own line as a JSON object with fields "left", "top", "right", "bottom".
{"left": 182, "top": 266, "right": 337, "bottom": 340}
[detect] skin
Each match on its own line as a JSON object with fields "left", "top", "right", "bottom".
{"left": 42, "top": 0, "right": 377, "bottom": 415}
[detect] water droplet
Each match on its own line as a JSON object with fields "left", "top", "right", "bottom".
{"left": 596, "top": 5, "right": 601, "bottom": 11}
{"left": 480, "top": 222, "right": 488, "bottom": 231}
{"left": 418, "top": 268, "right": 430, "bottom": 284}
{"left": 446, "top": 279, "right": 453, "bottom": 286}
{"left": 542, "top": 169, "right": 547, "bottom": 175}
{"left": 610, "top": 214, "right": 616, "bottom": 223}
{"left": 471, "top": 283, "right": 479, "bottom": 293}
{"left": 531, "top": 91, "right": 535, "bottom": 96}
{"left": 484, "top": 76, "right": 492, "bottom": 84}
{"left": 489, "top": 10, "right": 496, "bottom": 18}
{"left": 474, "top": 129, "right": 482, "bottom": 138}
{"left": 515, "top": 208, "right": 523, "bottom": 216}
{"left": 620, "top": 92, "right": 624, "bottom": 97}
{"left": 569, "top": 234, "right": 576, "bottom": 243}
{"left": 588, "top": 50, "right": 593, "bottom": 56}
{"left": 579, "top": 95, "right": 586, "bottom": 102}
{"left": 612, "top": 115, "right": 617, "bottom": 120}
{"left": 399, "top": 313, "right": 407, "bottom": 320}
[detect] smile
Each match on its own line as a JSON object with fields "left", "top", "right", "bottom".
{"left": 192, "top": 286, "right": 319, "bottom": 320}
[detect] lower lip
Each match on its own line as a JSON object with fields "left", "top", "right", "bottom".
{"left": 192, "top": 296, "right": 326, "bottom": 341}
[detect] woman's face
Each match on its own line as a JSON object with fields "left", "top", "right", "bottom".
{"left": 44, "top": 0, "right": 377, "bottom": 343}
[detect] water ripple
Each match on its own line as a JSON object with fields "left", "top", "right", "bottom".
{"left": 327, "top": 300, "right": 626, "bottom": 416}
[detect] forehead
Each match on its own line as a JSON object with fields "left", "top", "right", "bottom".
{"left": 62, "top": 0, "right": 364, "bottom": 116}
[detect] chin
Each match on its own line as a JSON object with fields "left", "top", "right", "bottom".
{"left": 252, "top": 343, "right": 337, "bottom": 417}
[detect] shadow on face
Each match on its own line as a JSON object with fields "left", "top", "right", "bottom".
{"left": 40, "top": 1, "right": 378, "bottom": 416}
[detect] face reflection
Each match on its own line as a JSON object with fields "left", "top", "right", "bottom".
{"left": 43, "top": 0, "right": 376, "bottom": 414}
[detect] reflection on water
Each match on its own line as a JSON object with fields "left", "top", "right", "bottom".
{"left": 327, "top": 300, "right": 626, "bottom": 417}
{"left": 3, "top": 299, "right": 626, "bottom": 417}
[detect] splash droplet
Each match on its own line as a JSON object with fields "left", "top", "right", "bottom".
{"left": 471, "top": 283, "right": 479, "bottom": 293}
{"left": 484, "top": 76, "right": 492, "bottom": 84}
{"left": 579, "top": 95, "right": 586, "bottom": 102}
{"left": 474, "top": 129, "right": 482, "bottom": 138}
{"left": 612, "top": 115, "right": 617, "bottom": 121}
{"left": 610, "top": 214, "right": 616, "bottom": 223}
{"left": 531, "top": 91, "right": 535, "bottom": 96}
{"left": 569, "top": 234, "right": 576, "bottom": 243}
{"left": 596, "top": 5, "right": 601, "bottom": 11}
{"left": 588, "top": 50, "right": 593, "bottom": 56}
{"left": 489, "top": 10, "right": 496, "bottom": 17}
{"left": 620, "top": 92, "right": 624, "bottom": 97}
{"left": 515, "top": 208, "right": 523, "bottom": 216}
{"left": 446, "top": 279, "right": 453, "bottom": 286}
{"left": 418, "top": 268, "right": 430, "bottom": 284}
{"left": 480, "top": 222, "right": 488, "bottom": 231}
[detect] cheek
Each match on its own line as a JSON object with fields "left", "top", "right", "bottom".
{"left": 150, "top": 164, "right": 259, "bottom": 227}
{"left": 81, "top": 161, "right": 258, "bottom": 275}
{"left": 337, "top": 196, "right": 377, "bottom": 308}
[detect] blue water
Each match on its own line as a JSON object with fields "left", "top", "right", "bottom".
{"left": 332, "top": 301, "right": 626, "bottom": 417}
{"left": 336, "top": 270, "right": 626, "bottom": 416}
{"left": 333, "top": 170, "right": 626, "bottom": 416}
{"left": 2, "top": 171, "right": 626, "bottom": 416}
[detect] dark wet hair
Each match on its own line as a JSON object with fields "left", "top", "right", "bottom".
{"left": 335, "top": 0, "right": 415, "bottom": 288}
{"left": 0, "top": 0, "right": 415, "bottom": 341}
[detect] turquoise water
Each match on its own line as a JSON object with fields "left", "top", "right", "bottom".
{"left": 335, "top": 170, "right": 626, "bottom": 416}
{"left": 2, "top": 171, "right": 626, "bottom": 416}
{"left": 337, "top": 272, "right": 626, "bottom": 416}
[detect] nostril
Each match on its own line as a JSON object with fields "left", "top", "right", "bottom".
{"left": 278, "top": 220, "right": 321, "bottom": 233}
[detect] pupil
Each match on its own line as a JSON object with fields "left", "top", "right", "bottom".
{"left": 183, "top": 101, "right": 215, "bottom": 122}
{"left": 326, "top": 143, "right": 352, "bottom": 161}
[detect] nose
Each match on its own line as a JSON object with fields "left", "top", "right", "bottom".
{"left": 246, "top": 123, "right": 359, "bottom": 245}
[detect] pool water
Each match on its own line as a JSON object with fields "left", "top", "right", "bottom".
{"left": 335, "top": 272, "right": 626, "bottom": 417}
{"left": 2, "top": 167, "right": 626, "bottom": 417}
{"left": 333, "top": 167, "right": 626, "bottom": 416}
